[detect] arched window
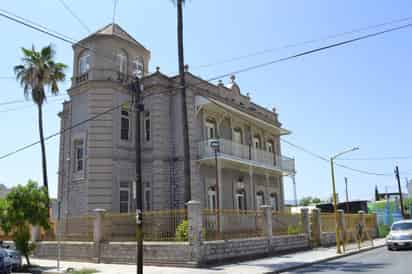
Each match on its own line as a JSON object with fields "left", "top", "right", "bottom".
{"left": 132, "top": 56, "right": 144, "bottom": 78}
{"left": 256, "top": 191, "right": 265, "bottom": 208}
{"left": 117, "top": 50, "right": 128, "bottom": 74}
{"left": 266, "top": 140, "right": 274, "bottom": 153}
{"left": 233, "top": 127, "right": 243, "bottom": 144}
{"left": 78, "top": 50, "right": 91, "bottom": 75}
{"left": 207, "top": 186, "right": 217, "bottom": 210}
{"left": 270, "top": 193, "right": 278, "bottom": 211}
{"left": 253, "top": 135, "right": 261, "bottom": 149}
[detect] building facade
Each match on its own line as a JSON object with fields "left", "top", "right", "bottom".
{"left": 57, "top": 24, "right": 295, "bottom": 217}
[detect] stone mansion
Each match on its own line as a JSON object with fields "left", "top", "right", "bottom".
{"left": 57, "top": 23, "right": 295, "bottom": 217}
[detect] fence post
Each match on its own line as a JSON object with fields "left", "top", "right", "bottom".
{"left": 301, "top": 208, "right": 311, "bottom": 239}
{"left": 93, "top": 208, "right": 106, "bottom": 263}
{"left": 261, "top": 205, "right": 273, "bottom": 237}
{"left": 311, "top": 208, "right": 321, "bottom": 246}
{"left": 187, "top": 200, "right": 203, "bottom": 265}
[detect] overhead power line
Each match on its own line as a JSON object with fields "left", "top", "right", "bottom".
{"left": 338, "top": 156, "right": 412, "bottom": 161}
{"left": 207, "top": 22, "right": 412, "bottom": 82}
{"left": 280, "top": 139, "right": 392, "bottom": 177}
{"left": 57, "top": 0, "right": 91, "bottom": 33}
{"left": 0, "top": 8, "right": 126, "bottom": 74}
{"left": 192, "top": 15, "right": 412, "bottom": 70}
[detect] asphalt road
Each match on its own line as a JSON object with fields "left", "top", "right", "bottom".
{"left": 285, "top": 246, "right": 412, "bottom": 274}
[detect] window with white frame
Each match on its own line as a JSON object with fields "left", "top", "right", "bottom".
{"left": 236, "top": 188, "right": 247, "bottom": 210}
{"left": 270, "top": 193, "right": 278, "bottom": 211}
{"left": 144, "top": 112, "right": 151, "bottom": 142}
{"left": 119, "top": 182, "right": 130, "bottom": 213}
{"left": 78, "top": 50, "right": 91, "bottom": 75}
{"left": 256, "top": 191, "right": 265, "bottom": 208}
{"left": 132, "top": 56, "right": 144, "bottom": 78}
{"left": 207, "top": 186, "right": 217, "bottom": 210}
{"left": 266, "top": 141, "right": 273, "bottom": 153}
{"left": 233, "top": 128, "right": 243, "bottom": 144}
{"left": 144, "top": 182, "right": 151, "bottom": 210}
{"left": 73, "top": 139, "right": 84, "bottom": 172}
{"left": 205, "top": 119, "right": 216, "bottom": 139}
{"left": 117, "top": 50, "right": 127, "bottom": 74}
{"left": 120, "top": 106, "right": 130, "bottom": 141}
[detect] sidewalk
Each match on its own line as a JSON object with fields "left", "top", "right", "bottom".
{"left": 30, "top": 238, "right": 386, "bottom": 274}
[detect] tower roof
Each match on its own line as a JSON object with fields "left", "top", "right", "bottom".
{"left": 75, "top": 23, "right": 150, "bottom": 53}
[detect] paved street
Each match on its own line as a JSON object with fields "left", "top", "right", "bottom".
{"left": 286, "top": 246, "right": 412, "bottom": 274}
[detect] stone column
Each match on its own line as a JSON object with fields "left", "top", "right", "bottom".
{"left": 311, "top": 208, "right": 321, "bottom": 246}
{"left": 187, "top": 200, "right": 203, "bottom": 264}
{"left": 301, "top": 208, "right": 311, "bottom": 240}
{"left": 93, "top": 208, "right": 106, "bottom": 263}
{"left": 261, "top": 205, "right": 273, "bottom": 238}
{"left": 93, "top": 209, "right": 106, "bottom": 243}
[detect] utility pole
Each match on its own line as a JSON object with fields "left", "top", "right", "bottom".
{"left": 345, "top": 177, "right": 349, "bottom": 213}
{"left": 394, "top": 166, "right": 405, "bottom": 218}
{"left": 132, "top": 77, "right": 144, "bottom": 274}
{"left": 176, "top": 0, "right": 191, "bottom": 203}
{"left": 292, "top": 173, "right": 298, "bottom": 206}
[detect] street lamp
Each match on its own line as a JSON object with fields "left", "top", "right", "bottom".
{"left": 330, "top": 146, "right": 359, "bottom": 254}
{"left": 210, "top": 140, "right": 221, "bottom": 238}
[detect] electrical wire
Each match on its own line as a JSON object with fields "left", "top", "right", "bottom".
{"left": 57, "top": 0, "right": 91, "bottom": 33}
{"left": 192, "top": 15, "right": 412, "bottom": 71}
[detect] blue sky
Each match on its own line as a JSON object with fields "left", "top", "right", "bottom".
{"left": 0, "top": 0, "right": 411, "bottom": 202}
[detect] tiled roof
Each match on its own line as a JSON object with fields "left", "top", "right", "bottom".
{"left": 76, "top": 23, "right": 149, "bottom": 52}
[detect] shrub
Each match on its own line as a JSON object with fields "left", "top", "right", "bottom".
{"left": 287, "top": 225, "right": 303, "bottom": 235}
{"left": 175, "top": 220, "right": 189, "bottom": 241}
{"left": 378, "top": 224, "right": 390, "bottom": 238}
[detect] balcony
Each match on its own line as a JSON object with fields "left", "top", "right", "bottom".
{"left": 198, "top": 139, "right": 295, "bottom": 175}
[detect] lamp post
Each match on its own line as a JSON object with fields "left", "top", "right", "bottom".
{"left": 330, "top": 147, "right": 359, "bottom": 254}
{"left": 210, "top": 140, "right": 221, "bottom": 238}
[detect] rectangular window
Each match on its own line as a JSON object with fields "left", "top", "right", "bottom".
{"left": 144, "top": 112, "right": 151, "bottom": 142}
{"left": 206, "top": 121, "right": 216, "bottom": 139}
{"left": 74, "top": 139, "right": 84, "bottom": 172}
{"left": 121, "top": 108, "right": 130, "bottom": 141}
{"left": 120, "top": 182, "right": 130, "bottom": 213}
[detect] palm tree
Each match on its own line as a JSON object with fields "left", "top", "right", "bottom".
{"left": 172, "top": 0, "right": 192, "bottom": 203}
{"left": 14, "top": 45, "right": 67, "bottom": 205}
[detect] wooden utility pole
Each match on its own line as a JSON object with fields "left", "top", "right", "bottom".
{"left": 132, "top": 78, "right": 144, "bottom": 274}
{"left": 394, "top": 166, "right": 405, "bottom": 218}
{"left": 176, "top": 0, "right": 192, "bottom": 203}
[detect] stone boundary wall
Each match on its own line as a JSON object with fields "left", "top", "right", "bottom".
{"left": 201, "top": 234, "right": 309, "bottom": 264}
{"left": 32, "top": 241, "right": 194, "bottom": 266}
{"left": 30, "top": 234, "right": 309, "bottom": 266}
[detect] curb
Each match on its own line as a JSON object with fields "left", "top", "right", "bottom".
{"left": 267, "top": 242, "right": 385, "bottom": 274}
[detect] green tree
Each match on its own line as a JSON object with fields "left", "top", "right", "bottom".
{"left": 299, "top": 196, "right": 322, "bottom": 206}
{"left": 0, "top": 180, "right": 50, "bottom": 265}
{"left": 14, "top": 45, "right": 67, "bottom": 205}
{"left": 171, "top": 0, "right": 191, "bottom": 203}
{"left": 0, "top": 199, "right": 11, "bottom": 235}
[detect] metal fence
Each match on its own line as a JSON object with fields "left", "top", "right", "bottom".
{"left": 320, "top": 213, "right": 336, "bottom": 233}
{"left": 203, "top": 209, "right": 264, "bottom": 240}
{"left": 143, "top": 209, "right": 187, "bottom": 241}
{"left": 272, "top": 212, "right": 303, "bottom": 236}
{"left": 61, "top": 215, "right": 94, "bottom": 241}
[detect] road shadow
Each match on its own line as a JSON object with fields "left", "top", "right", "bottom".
{"left": 287, "top": 260, "right": 388, "bottom": 273}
